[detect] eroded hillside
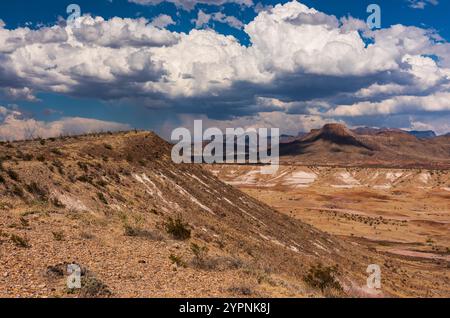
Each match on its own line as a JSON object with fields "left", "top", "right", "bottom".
{"left": 280, "top": 124, "right": 450, "bottom": 169}
{"left": 0, "top": 132, "right": 399, "bottom": 298}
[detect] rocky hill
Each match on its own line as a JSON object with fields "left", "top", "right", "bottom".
{"left": 280, "top": 124, "right": 450, "bottom": 169}
{"left": 0, "top": 131, "right": 399, "bottom": 298}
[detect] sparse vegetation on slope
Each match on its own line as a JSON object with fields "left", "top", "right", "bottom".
{"left": 1, "top": 131, "right": 443, "bottom": 298}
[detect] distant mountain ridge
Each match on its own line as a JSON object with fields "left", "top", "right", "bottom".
{"left": 285, "top": 127, "right": 446, "bottom": 143}
{"left": 280, "top": 123, "right": 450, "bottom": 169}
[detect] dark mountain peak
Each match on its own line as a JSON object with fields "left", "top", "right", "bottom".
{"left": 302, "top": 123, "right": 375, "bottom": 150}
{"left": 321, "top": 123, "right": 353, "bottom": 136}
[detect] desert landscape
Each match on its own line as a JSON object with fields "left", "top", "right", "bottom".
{"left": 206, "top": 123, "right": 450, "bottom": 297}
{"left": 0, "top": 127, "right": 449, "bottom": 298}
{"left": 0, "top": 0, "right": 449, "bottom": 302}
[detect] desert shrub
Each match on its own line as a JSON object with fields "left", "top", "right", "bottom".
{"left": 40, "top": 140, "right": 46, "bottom": 146}
{"left": 123, "top": 224, "right": 163, "bottom": 240}
{"left": 77, "top": 175, "right": 92, "bottom": 183}
{"left": 96, "top": 179, "right": 108, "bottom": 187}
{"left": 0, "top": 175, "right": 5, "bottom": 184}
{"left": 36, "top": 155, "right": 46, "bottom": 162}
{"left": 22, "top": 153, "right": 34, "bottom": 161}
{"left": 191, "top": 243, "right": 209, "bottom": 268}
{"left": 165, "top": 215, "right": 191, "bottom": 240}
{"left": 68, "top": 174, "right": 77, "bottom": 183}
{"left": 19, "top": 217, "right": 29, "bottom": 227}
{"left": 52, "top": 231, "right": 65, "bottom": 241}
{"left": 10, "top": 234, "right": 30, "bottom": 248}
{"left": 52, "top": 160, "right": 64, "bottom": 174}
{"left": 304, "top": 263, "right": 342, "bottom": 293}
{"left": 126, "top": 153, "right": 135, "bottom": 163}
{"left": 227, "top": 286, "right": 253, "bottom": 296}
{"left": 7, "top": 169, "right": 19, "bottom": 181}
{"left": 45, "top": 264, "right": 65, "bottom": 279}
{"left": 104, "top": 144, "right": 113, "bottom": 150}
{"left": 80, "top": 275, "right": 112, "bottom": 298}
{"left": 51, "top": 148, "right": 63, "bottom": 156}
{"left": 25, "top": 182, "right": 48, "bottom": 201}
{"left": 77, "top": 161, "right": 89, "bottom": 172}
{"left": 123, "top": 224, "right": 139, "bottom": 237}
{"left": 12, "top": 185, "right": 24, "bottom": 198}
{"left": 97, "top": 192, "right": 108, "bottom": 205}
{"left": 169, "top": 254, "right": 186, "bottom": 268}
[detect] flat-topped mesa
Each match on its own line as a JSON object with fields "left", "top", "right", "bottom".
{"left": 279, "top": 123, "right": 450, "bottom": 168}
{"left": 303, "top": 123, "right": 375, "bottom": 150}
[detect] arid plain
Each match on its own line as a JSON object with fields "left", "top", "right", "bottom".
{"left": 208, "top": 165, "right": 450, "bottom": 296}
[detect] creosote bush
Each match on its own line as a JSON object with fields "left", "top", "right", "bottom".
{"left": 10, "top": 234, "right": 30, "bottom": 248}
{"left": 80, "top": 275, "right": 112, "bottom": 298}
{"left": 52, "top": 231, "right": 65, "bottom": 241}
{"left": 169, "top": 254, "right": 186, "bottom": 268}
{"left": 51, "top": 148, "right": 63, "bottom": 156}
{"left": 25, "top": 182, "right": 48, "bottom": 201}
{"left": 97, "top": 192, "right": 108, "bottom": 205}
{"left": 165, "top": 215, "right": 191, "bottom": 240}
{"left": 12, "top": 185, "right": 24, "bottom": 198}
{"left": 191, "top": 243, "right": 209, "bottom": 268}
{"left": 123, "top": 224, "right": 139, "bottom": 237}
{"left": 304, "top": 263, "right": 342, "bottom": 293}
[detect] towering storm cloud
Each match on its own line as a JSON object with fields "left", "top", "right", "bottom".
{"left": 0, "top": 0, "right": 449, "bottom": 136}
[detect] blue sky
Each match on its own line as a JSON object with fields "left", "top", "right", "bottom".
{"left": 0, "top": 0, "right": 449, "bottom": 139}
{"left": 1, "top": 1, "right": 449, "bottom": 40}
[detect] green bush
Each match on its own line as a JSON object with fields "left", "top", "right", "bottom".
{"left": 97, "top": 192, "right": 108, "bottom": 205}
{"left": 51, "top": 148, "right": 63, "bottom": 156}
{"left": 169, "top": 254, "right": 186, "bottom": 268}
{"left": 10, "top": 234, "right": 30, "bottom": 248}
{"left": 165, "top": 215, "right": 191, "bottom": 240}
{"left": 191, "top": 243, "right": 209, "bottom": 268}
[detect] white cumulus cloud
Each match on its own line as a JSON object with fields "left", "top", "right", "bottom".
{"left": 0, "top": 106, "right": 130, "bottom": 141}
{"left": 0, "top": 1, "right": 448, "bottom": 133}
